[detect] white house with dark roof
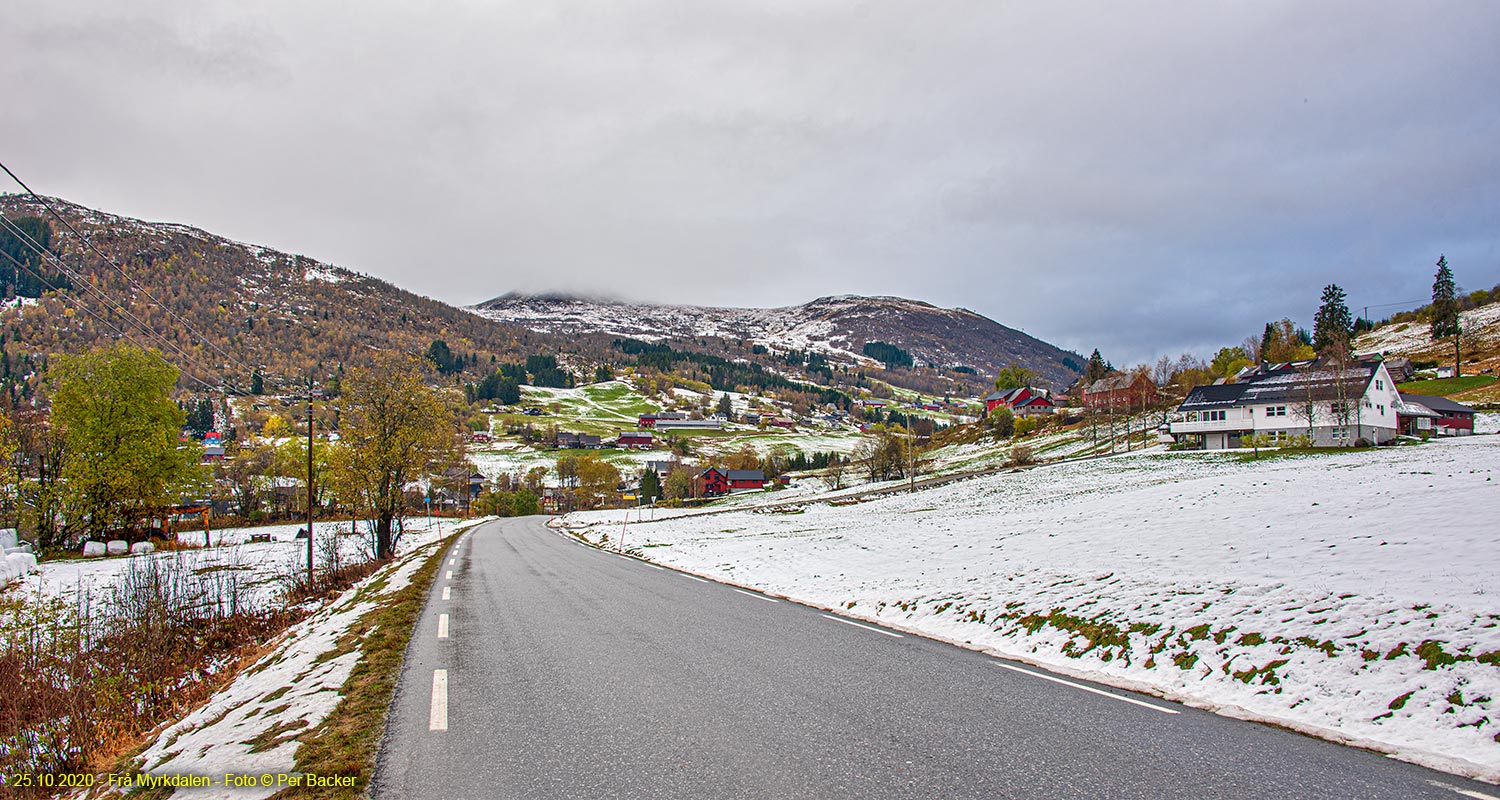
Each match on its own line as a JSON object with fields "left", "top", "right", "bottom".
{"left": 1169, "top": 358, "right": 1400, "bottom": 449}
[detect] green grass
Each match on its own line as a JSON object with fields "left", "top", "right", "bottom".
{"left": 271, "top": 536, "right": 456, "bottom": 799}
{"left": 1397, "top": 375, "right": 1497, "bottom": 397}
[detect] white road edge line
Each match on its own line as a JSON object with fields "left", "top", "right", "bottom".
{"left": 647, "top": 564, "right": 665, "bottom": 571}
{"left": 684, "top": 575, "right": 711, "bottom": 584}
{"left": 441, "top": 586, "right": 452, "bottom": 601}
{"left": 821, "top": 614, "right": 903, "bottom": 638}
{"left": 1429, "top": 782, "right": 1500, "bottom": 800}
{"left": 437, "top": 613, "right": 449, "bottom": 639}
{"left": 429, "top": 669, "right": 448, "bottom": 731}
{"left": 734, "top": 588, "right": 779, "bottom": 603}
{"left": 993, "top": 662, "right": 1180, "bottom": 715}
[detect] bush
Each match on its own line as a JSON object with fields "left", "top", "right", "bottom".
{"left": 1008, "top": 443, "right": 1035, "bottom": 466}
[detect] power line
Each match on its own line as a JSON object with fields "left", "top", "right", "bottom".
{"left": 0, "top": 159, "right": 260, "bottom": 379}
{"left": 0, "top": 215, "right": 235, "bottom": 394}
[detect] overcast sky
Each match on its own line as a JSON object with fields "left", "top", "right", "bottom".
{"left": 4, "top": 1, "right": 1497, "bottom": 365}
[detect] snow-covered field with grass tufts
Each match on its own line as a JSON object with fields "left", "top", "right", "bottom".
{"left": 564, "top": 437, "right": 1500, "bottom": 781}
{"left": 11, "top": 517, "right": 474, "bottom": 607}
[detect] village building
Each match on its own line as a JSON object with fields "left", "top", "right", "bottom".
{"left": 556, "top": 432, "right": 602, "bottom": 449}
{"left": 983, "top": 386, "right": 1056, "bottom": 418}
{"left": 1082, "top": 373, "right": 1159, "bottom": 410}
{"left": 653, "top": 418, "right": 723, "bottom": 431}
{"left": 695, "top": 467, "right": 768, "bottom": 497}
{"left": 638, "top": 411, "right": 688, "bottom": 429}
{"left": 617, "top": 431, "right": 654, "bottom": 450}
{"left": 1396, "top": 393, "right": 1477, "bottom": 437}
{"left": 1169, "top": 358, "right": 1400, "bottom": 449}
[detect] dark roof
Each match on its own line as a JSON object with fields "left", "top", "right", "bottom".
{"left": 726, "top": 470, "right": 765, "bottom": 482}
{"left": 1178, "top": 383, "right": 1247, "bottom": 410}
{"left": 1178, "top": 360, "right": 1383, "bottom": 411}
{"left": 1399, "top": 393, "right": 1477, "bottom": 416}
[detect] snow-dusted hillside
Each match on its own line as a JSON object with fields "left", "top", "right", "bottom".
{"left": 1357, "top": 302, "right": 1500, "bottom": 361}
{"left": 564, "top": 438, "right": 1500, "bottom": 781}
{"left": 470, "top": 293, "right": 1083, "bottom": 389}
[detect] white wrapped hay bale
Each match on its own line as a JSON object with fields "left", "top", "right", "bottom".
{"left": 130, "top": 541, "right": 156, "bottom": 555}
{"left": 2, "top": 552, "right": 39, "bottom": 582}
{"left": 106, "top": 540, "right": 129, "bottom": 555}
{"left": 82, "top": 540, "right": 107, "bottom": 557}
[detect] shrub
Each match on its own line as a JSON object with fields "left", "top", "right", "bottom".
{"left": 1008, "top": 443, "right": 1035, "bottom": 466}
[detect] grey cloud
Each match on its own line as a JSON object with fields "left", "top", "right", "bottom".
{"left": 2, "top": 0, "right": 1496, "bottom": 367}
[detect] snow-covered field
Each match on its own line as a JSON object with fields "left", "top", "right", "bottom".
{"left": 10, "top": 517, "right": 475, "bottom": 608}
{"left": 564, "top": 437, "right": 1500, "bottom": 780}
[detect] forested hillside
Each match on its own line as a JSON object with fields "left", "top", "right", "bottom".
{"left": 0, "top": 195, "right": 574, "bottom": 399}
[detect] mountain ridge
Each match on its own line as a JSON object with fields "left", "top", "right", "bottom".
{"left": 472, "top": 292, "right": 1083, "bottom": 390}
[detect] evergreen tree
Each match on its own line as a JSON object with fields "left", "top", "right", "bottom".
{"left": 1312, "top": 283, "right": 1354, "bottom": 352}
{"left": 716, "top": 393, "right": 733, "bottom": 418}
{"left": 250, "top": 370, "right": 264, "bottom": 395}
{"left": 1260, "top": 323, "right": 1275, "bottom": 361}
{"left": 638, "top": 468, "right": 661, "bottom": 504}
{"left": 1430, "top": 254, "right": 1462, "bottom": 376}
{"left": 1084, "top": 349, "right": 1108, "bottom": 383}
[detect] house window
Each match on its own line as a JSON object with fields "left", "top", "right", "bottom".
{"left": 1265, "top": 406, "right": 1286, "bottom": 417}
{"left": 1376, "top": 380, "right": 1384, "bottom": 390}
{"left": 1202, "top": 410, "right": 1226, "bottom": 422}
{"left": 1330, "top": 402, "right": 1348, "bottom": 416}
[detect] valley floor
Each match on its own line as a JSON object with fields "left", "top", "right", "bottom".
{"left": 563, "top": 436, "right": 1500, "bottom": 781}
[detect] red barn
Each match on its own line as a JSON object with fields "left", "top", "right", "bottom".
{"left": 618, "top": 431, "right": 654, "bottom": 449}
{"left": 984, "top": 387, "right": 1056, "bottom": 417}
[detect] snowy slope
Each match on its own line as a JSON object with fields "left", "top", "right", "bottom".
{"left": 470, "top": 293, "right": 1084, "bottom": 389}
{"left": 1357, "top": 303, "right": 1500, "bottom": 359}
{"left": 563, "top": 438, "right": 1500, "bottom": 780}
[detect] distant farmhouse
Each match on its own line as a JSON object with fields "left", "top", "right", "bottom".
{"left": 1169, "top": 358, "right": 1400, "bottom": 449}
{"left": 696, "top": 468, "right": 767, "bottom": 496}
{"left": 1083, "top": 373, "right": 1159, "bottom": 410}
{"left": 984, "top": 386, "right": 1056, "bottom": 418}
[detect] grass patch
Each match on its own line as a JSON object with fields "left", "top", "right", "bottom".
{"left": 1397, "top": 375, "right": 1497, "bottom": 397}
{"left": 270, "top": 535, "right": 456, "bottom": 799}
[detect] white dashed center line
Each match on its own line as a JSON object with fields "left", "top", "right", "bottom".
{"left": 437, "top": 613, "right": 449, "bottom": 639}
{"left": 992, "top": 662, "right": 1180, "bottom": 715}
{"left": 734, "top": 588, "right": 779, "bottom": 603}
{"left": 821, "top": 614, "right": 904, "bottom": 638}
{"left": 429, "top": 669, "right": 448, "bottom": 731}
{"left": 448, "top": 558, "right": 455, "bottom": 565}
{"left": 442, "top": 586, "right": 452, "bottom": 601}
{"left": 445, "top": 571, "right": 453, "bottom": 580}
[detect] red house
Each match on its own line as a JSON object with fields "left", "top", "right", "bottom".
{"left": 984, "top": 387, "right": 1056, "bottom": 417}
{"left": 698, "top": 468, "right": 729, "bottom": 496}
{"left": 1082, "top": 373, "right": 1159, "bottom": 410}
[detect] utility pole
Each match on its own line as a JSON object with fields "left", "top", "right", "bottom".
{"left": 306, "top": 377, "right": 314, "bottom": 586}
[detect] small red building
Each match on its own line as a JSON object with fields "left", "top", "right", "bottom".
{"left": 984, "top": 387, "right": 1056, "bottom": 417}
{"left": 618, "top": 431, "right": 654, "bottom": 449}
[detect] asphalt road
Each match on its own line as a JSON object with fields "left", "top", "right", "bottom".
{"left": 372, "top": 517, "right": 1496, "bottom": 800}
